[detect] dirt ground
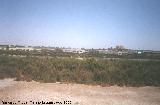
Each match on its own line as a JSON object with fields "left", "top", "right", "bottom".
{"left": 0, "top": 78, "right": 160, "bottom": 105}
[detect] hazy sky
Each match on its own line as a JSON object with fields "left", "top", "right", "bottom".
{"left": 0, "top": 0, "right": 160, "bottom": 50}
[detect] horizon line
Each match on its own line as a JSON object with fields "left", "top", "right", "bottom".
{"left": 0, "top": 44, "right": 160, "bottom": 51}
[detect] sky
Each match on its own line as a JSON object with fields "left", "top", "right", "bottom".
{"left": 0, "top": 0, "right": 160, "bottom": 50}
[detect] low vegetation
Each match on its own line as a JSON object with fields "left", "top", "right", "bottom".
{"left": 1, "top": 49, "right": 160, "bottom": 59}
{"left": 0, "top": 56, "right": 160, "bottom": 86}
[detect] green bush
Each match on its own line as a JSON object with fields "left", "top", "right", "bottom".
{"left": 0, "top": 56, "right": 160, "bottom": 86}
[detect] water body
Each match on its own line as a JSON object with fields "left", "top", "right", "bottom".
{"left": 96, "top": 57, "right": 160, "bottom": 61}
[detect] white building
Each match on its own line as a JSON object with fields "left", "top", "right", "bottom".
{"left": 9, "top": 47, "right": 34, "bottom": 51}
{"left": 137, "top": 51, "right": 142, "bottom": 54}
{"left": 0, "top": 47, "right": 7, "bottom": 50}
{"left": 118, "top": 51, "right": 123, "bottom": 55}
{"left": 63, "top": 48, "right": 85, "bottom": 54}
{"left": 98, "top": 49, "right": 109, "bottom": 54}
{"left": 77, "top": 49, "right": 85, "bottom": 54}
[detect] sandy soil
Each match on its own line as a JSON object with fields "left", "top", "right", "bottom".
{"left": 0, "top": 78, "right": 160, "bottom": 105}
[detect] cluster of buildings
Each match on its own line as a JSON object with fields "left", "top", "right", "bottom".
{"left": 0, "top": 45, "right": 34, "bottom": 51}
{"left": 0, "top": 44, "right": 155, "bottom": 55}
{"left": 97, "top": 45, "right": 134, "bottom": 55}
{"left": 0, "top": 45, "right": 86, "bottom": 54}
{"left": 8, "top": 45, "right": 34, "bottom": 51}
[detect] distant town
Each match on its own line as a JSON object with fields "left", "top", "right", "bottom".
{"left": 0, "top": 44, "right": 160, "bottom": 56}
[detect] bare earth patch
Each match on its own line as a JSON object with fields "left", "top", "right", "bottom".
{"left": 0, "top": 79, "right": 160, "bottom": 105}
